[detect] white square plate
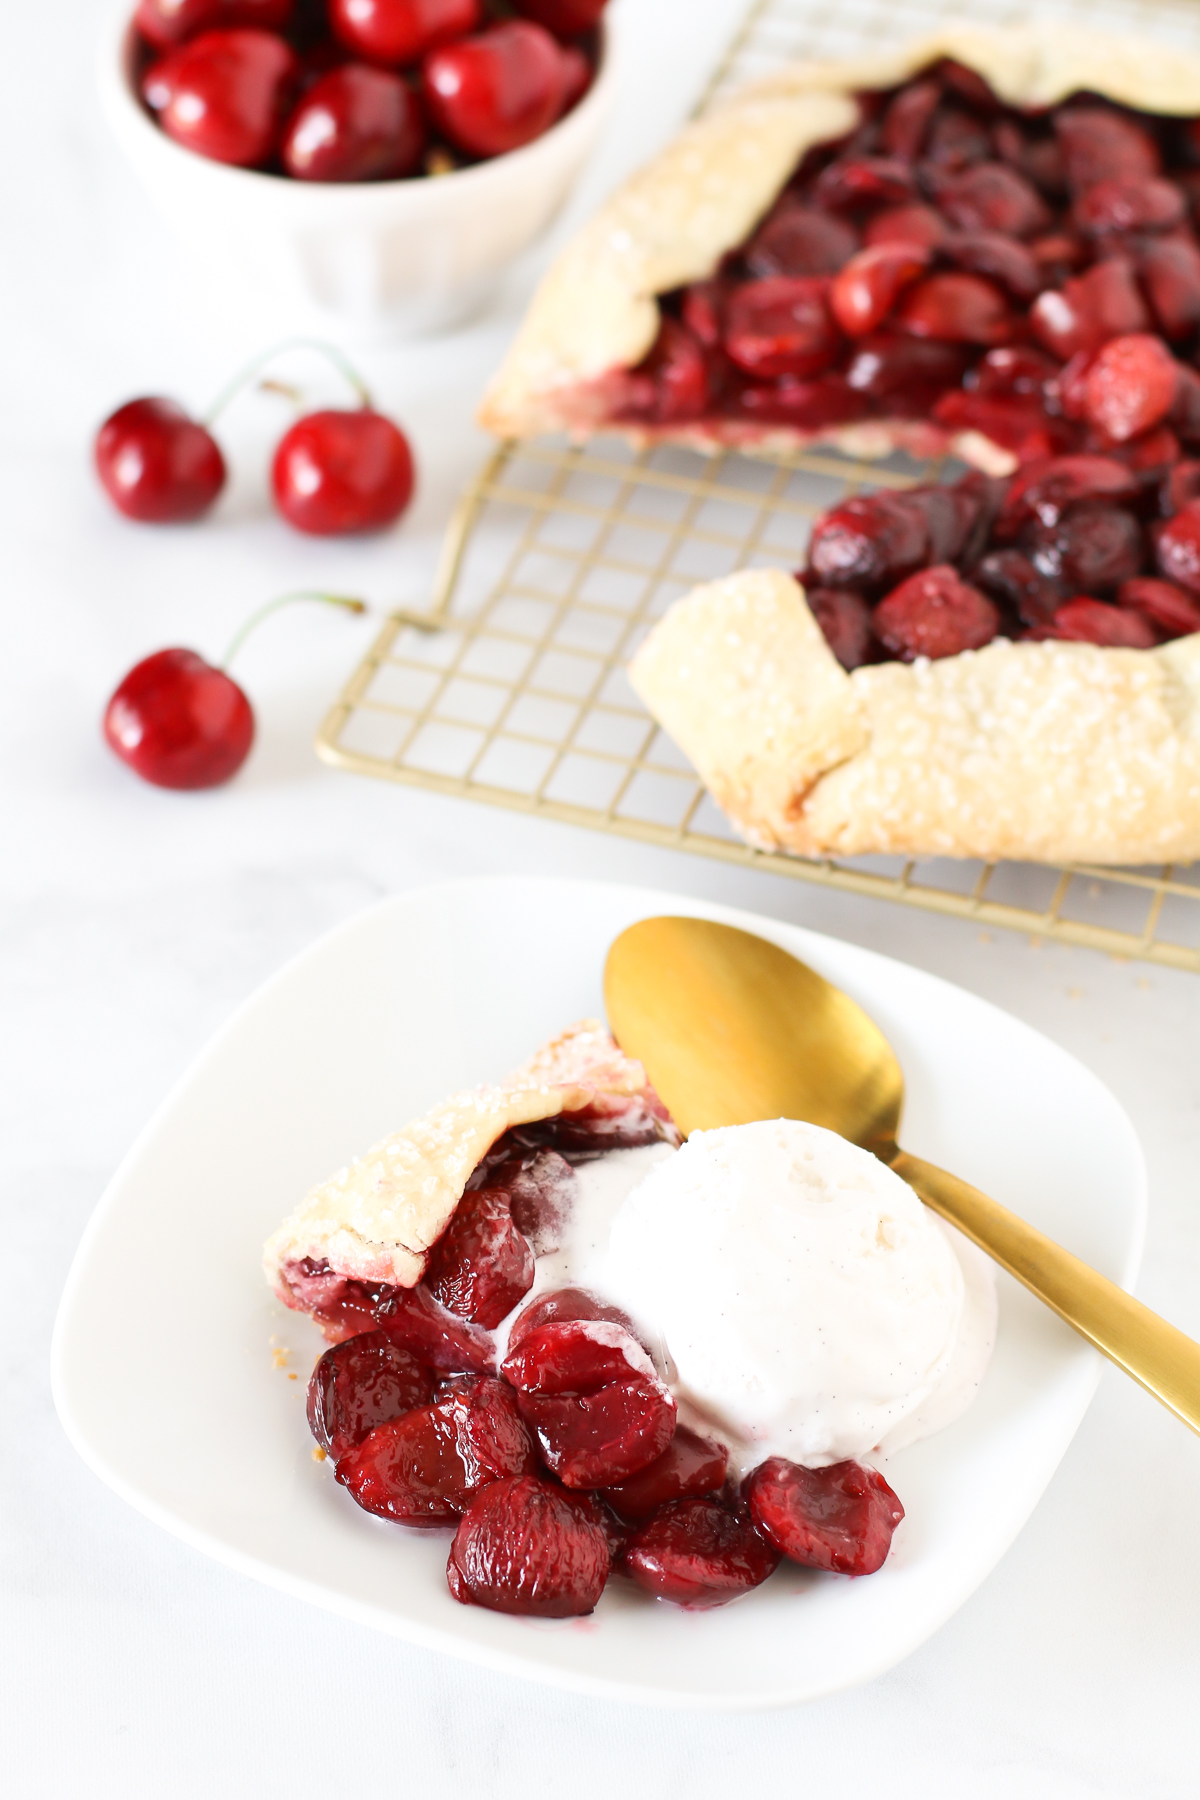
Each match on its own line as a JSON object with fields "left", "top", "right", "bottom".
{"left": 52, "top": 878, "right": 1145, "bottom": 1709}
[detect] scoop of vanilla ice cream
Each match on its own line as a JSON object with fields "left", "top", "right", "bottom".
{"left": 595, "top": 1118, "right": 993, "bottom": 1468}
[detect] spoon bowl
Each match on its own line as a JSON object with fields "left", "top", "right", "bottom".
{"left": 604, "top": 915, "right": 903, "bottom": 1153}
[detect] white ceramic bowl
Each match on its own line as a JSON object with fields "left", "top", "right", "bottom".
{"left": 98, "top": 6, "right": 617, "bottom": 341}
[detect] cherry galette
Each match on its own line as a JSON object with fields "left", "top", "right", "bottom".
{"left": 482, "top": 23, "right": 1200, "bottom": 478}
{"left": 266, "top": 1022, "right": 906, "bottom": 1616}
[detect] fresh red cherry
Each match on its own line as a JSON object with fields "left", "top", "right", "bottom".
{"left": 103, "top": 591, "right": 365, "bottom": 790}
{"left": 329, "top": 0, "right": 481, "bottom": 67}
{"left": 94, "top": 398, "right": 226, "bottom": 522}
{"left": 511, "top": 0, "right": 607, "bottom": 38}
{"left": 134, "top": 0, "right": 293, "bottom": 51}
{"left": 141, "top": 29, "right": 299, "bottom": 167}
{"left": 272, "top": 408, "right": 415, "bottom": 534}
{"left": 281, "top": 65, "right": 425, "bottom": 180}
{"left": 104, "top": 649, "right": 255, "bottom": 790}
{"left": 558, "top": 44, "right": 592, "bottom": 111}
{"left": 422, "top": 21, "right": 566, "bottom": 158}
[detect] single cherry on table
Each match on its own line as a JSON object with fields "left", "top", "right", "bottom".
{"left": 103, "top": 591, "right": 366, "bottom": 790}
{"left": 103, "top": 648, "right": 255, "bottom": 790}
{"left": 94, "top": 398, "right": 226, "bottom": 523}
{"left": 271, "top": 406, "right": 415, "bottom": 533}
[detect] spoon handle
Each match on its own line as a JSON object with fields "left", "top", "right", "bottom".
{"left": 892, "top": 1149, "right": 1200, "bottom": 1435}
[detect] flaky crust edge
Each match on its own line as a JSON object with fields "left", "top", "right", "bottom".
{"left": 263, "top": 1020, "right": 652, "bottom": 1303}
{"left": 628, "top": 569, "right": 1200, "bottom": 864}
{"left": 479, "top": 20, "right": 1200, "bottom": 458}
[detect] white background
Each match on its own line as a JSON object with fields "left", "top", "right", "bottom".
{"left": 5, "top": 1, "right": 1200, "bottom": 1794}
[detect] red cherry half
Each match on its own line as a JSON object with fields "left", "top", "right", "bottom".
{"left": 422, "top": 21, "right": 566, "bottom": 159}
{"left": 134, "top": 0, "right": 293, "bottom": 51}
{"left": 271, "top": 408, "right": 415, "bottom": 534}
{"left": 281, "top": 65, "right": 426, "bottom": 180}
{"left": 329, "top": 0, "right": 482, "bottom": 66}
{"left": 141, "top": 28, "right": 299, "bottom": 167}
{"left": 511, "top": 0, "right": 607, "bottom": 38}
{"left": 95, "top": 397, "right": 226, "bottom": 523}
{"left": 104, "top": 649, "right": 254, "bottom": 790}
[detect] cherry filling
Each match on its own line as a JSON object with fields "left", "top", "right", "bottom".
{"left": 601, "top": 1424, "right": 729, "bottom": 1523}
{"left": 622, "top": 1497, "right": 783, "bottom": 1609}
{"left": 743, "top": 1456, "right": 905, "bottom": 1576}
{"left": 307, "top": 1330, "right": 434, "bottom": 1460}
{"left": 296, "top": 1095, "right": 906, "bottom": 1615}
{"left": 608, "top": 64, "right": 1200, "bottom": 493}
{"left": 334, "top": 1376, "right": 537, "bottom": 1525}
{"left": 447, "top": 1475, "right": 612, "bottom": 1617}
{"left": 796, "top": 445, "right": 1200, "bottom": 664}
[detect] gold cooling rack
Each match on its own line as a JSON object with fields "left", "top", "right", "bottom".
{"left": 316, "top": 0, "right": 1200, "bottom": 974}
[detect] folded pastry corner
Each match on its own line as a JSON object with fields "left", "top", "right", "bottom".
{"left": 631, "top": 572, "right": 1200, "bottom": 864}
{"left": 263, "top": 1020, "right": 658, "bottom": 1331}
{"left": 629, "top": 567, "right": 868, "bottom": 851}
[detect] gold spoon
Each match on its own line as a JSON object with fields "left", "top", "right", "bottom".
{"left": 604, "top": 915, "right": 1200, "bottom": 1436}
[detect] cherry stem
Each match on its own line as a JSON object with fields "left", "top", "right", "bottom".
{"left": 203, "top": 339, "right": 374, "bottom": 427}
{"left": 220, "top": 591, "right": 368, "bottom": 672}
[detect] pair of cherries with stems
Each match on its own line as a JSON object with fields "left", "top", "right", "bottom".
{"left": 94, "top": 338, "right": 415, "bottom": 534}
{"left": 98, "top": 341, "right": 411, "bottom": 789}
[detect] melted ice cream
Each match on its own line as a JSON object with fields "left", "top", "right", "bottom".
{"left": 518, "top": 1119, "right": 995, "bottom": 1470}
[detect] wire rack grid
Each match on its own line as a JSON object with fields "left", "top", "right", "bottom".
{"left": 316, "top": 0, "right": 1200, "bottom": 975}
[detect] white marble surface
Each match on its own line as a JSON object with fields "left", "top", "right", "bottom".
{"left": 6, "top": 1, "right": 1200, "bottom": 1793}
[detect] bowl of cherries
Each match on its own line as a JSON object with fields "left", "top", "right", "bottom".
{"left": 98, "top": 0, "right": 616, "bottom": 339}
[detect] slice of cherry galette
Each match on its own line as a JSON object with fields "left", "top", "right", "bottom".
{"left": 265, "top": 1021, "right": 925, "bottom": 1618}
{"left": 480, "top": 21, "right": 1200, "bottom": 474}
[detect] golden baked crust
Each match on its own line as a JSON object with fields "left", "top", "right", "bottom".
{"left": 630, "top": 569, "right": 1200, "bottom": 864}
{"left": 263, "top": 1020, "right": 651, "bottom": 1303}
{"left": 479, "top": 21, "right": 1200, "bottom": 465}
